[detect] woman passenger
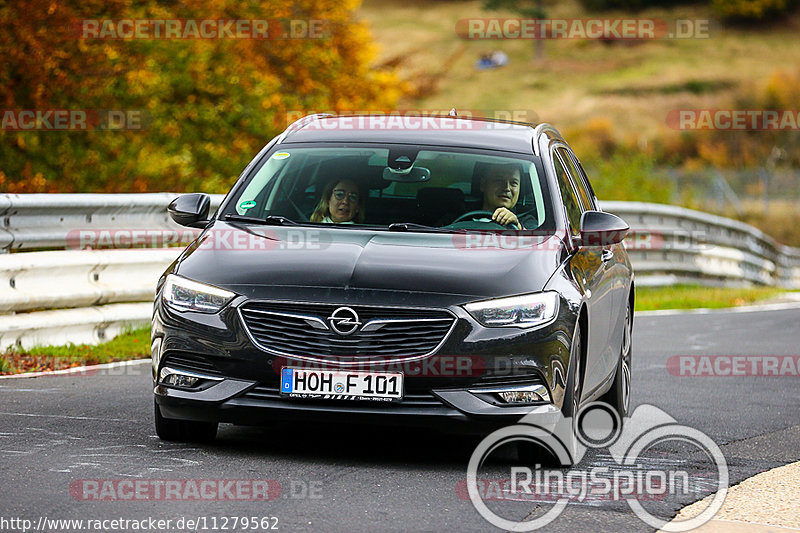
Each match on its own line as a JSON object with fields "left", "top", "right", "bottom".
{"left": 310, "top": 179, "right": 366, "bottom": 224}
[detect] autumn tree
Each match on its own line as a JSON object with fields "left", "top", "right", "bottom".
{"left": 0, "top": 0, "right": 402, "bottom": 193}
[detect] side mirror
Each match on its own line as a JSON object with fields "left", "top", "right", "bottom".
{"left": 573, "top": 210, "right": 629, "bottom": 247}
{"left": 168, "top": 193, "right": 210, "bottom": 228}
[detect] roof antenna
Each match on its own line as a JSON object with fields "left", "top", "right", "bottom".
{"left": 448, "top": 108, "right": 457, "bottom": 117}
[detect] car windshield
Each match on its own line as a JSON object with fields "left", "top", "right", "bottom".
{"left": 221, "top": 144, "right": 555, "bottom": 232}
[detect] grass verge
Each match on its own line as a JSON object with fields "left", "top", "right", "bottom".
{"left": 358, "top": 0, "right": 800, "bottom": 139}
{"left": 0, "top": 326, "right": 150, "bottom": 376}
{"left": 635, "top": 285, "right": 795, "bottom": 312}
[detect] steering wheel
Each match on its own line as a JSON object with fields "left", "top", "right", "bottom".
{"left": 449, "top": 210, "right": 520, "bottom": 229}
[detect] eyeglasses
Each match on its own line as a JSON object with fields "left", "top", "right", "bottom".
{"left": 332, "top": 189, "right": 359, "bottom": 202}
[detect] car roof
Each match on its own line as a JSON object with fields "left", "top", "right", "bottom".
{"left": 275, "top": 114, "right": 543, "bottom": 154}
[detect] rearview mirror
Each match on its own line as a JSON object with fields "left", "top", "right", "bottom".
{"left": 573, "top": 210, "right": 629, "bottom": 247}
{"left": 382, "top": 166, "right": 431, "bottom": 183}
{"left": 168, "top": 193, "right": 210, "bottom": 228}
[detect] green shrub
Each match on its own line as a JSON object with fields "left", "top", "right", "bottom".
{"left": 711, "top": 0, "right": 798, "bottom": 20}
{"left": 582, "top": 151, "right": 674, "bottom": 203}
{"left": 0, "top": 356, "right": 16, "bottom": 374}
{"left": 579, "top": 0, "right": 699, "bottom": 11}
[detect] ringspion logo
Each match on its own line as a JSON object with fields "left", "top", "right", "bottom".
{"left": 466, "top": 403, "right": 728, "bottom": 531}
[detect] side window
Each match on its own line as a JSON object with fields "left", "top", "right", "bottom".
{"left": 574, "top": 158, "right": 598, "bottom": 206}
{"left": 557, "top": 147, "right": 594, "bottom": 211}
{"left": 553, "top": 152, "right": 583, "bottom": 237}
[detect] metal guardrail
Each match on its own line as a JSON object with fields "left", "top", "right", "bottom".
{"left": 602, "top": 201, "right": 800, "bottom": 288}
{"left": 1, "top": 194, "right": 798, "bottom": 349}
{"left": 1, "top": 303, "right": 151, "bottom": 348}
{"left": 0, "top": 193, "right": 220, "bottom": 348}
{"left": 0, "top": 193, "right": 224, "bottom": 251}
{"left": 1, "top": 249, "right": 181, "bottom": 312}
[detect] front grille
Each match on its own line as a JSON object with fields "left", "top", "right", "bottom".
{"left": 242, "top": 384, "right": 443, "bottom": 407}
{"left": 161, "top": 353, "right": 222, "bottom": 376}
{"left": 239, "top": 302, "right": 455, "bottom": 358}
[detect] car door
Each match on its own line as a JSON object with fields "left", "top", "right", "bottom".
{"left": 552, "top": 146, "right": 616, "bottom": 396}
{"left": 566, "top": 150, "right": 631, "bottom": 359}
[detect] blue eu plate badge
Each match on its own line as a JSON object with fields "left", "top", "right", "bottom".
{"left": 281, "top": 368, "right": 293, "bottom": 393}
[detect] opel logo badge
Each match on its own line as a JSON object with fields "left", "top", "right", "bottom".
{"left": 327, "top": 307, "right": 361, "bottom": 336}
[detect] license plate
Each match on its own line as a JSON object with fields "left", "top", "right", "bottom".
{"left": 280, "top": 368, "right": 403, "bottom": 402}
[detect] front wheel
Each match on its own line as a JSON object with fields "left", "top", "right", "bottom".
{"left": 518, "top": 321, "right": 583, "bottom": 466}
{"left": 563, "top": 321, "right": 583, "bottom": 418}
{"left": 154, "top": 400, "right": 218, "bottom": 442}
{"left": 600, "top": 304, "right": 632, "bottom": 418}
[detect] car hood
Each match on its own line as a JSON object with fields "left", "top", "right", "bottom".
{"left": 174, "top": 222, "right": 565, "bottom": 303}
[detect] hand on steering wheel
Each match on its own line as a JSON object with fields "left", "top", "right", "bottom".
{"left": 450, "top": 209, "right": 521, "bottom": 229}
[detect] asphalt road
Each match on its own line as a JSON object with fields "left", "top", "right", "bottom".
{"left": 1, "top": 306, "right": 799, "bottom": 533}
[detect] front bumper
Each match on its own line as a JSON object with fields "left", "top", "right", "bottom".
{"left": 152, "top": 293, "right": 578, "bottom": 432}
{"left": 155, "top": 379, "right": 563, "bottom": 433}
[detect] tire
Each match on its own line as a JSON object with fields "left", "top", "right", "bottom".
{"left": 562, "top": 321, "right": 583, "bottom": 418}
{"left": 469, "top": 425, "right": 573, "bottom": 530}
{"left": 154, "top": 400, "right": 218, "bottom": 443}
{"left": 516, "top": 439, "right": 565, "bottom": 467}
{"left": 600, "top": 304, "right": 632, "bottom": 419}
{"left": 516, "top": 321, "right": 583, "bottom": 467}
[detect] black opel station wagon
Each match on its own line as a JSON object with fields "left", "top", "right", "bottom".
{"left": 153, "top": 114, "right": 634, "bottom": 444}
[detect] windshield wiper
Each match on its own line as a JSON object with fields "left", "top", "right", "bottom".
{"left": 387, "top": 222, "right": 454, "bottom": 233}
{"left": 223, "top": 214, "right": 299, "bottom": 226}
{"left": 263, "top": 215, "right": 299, "bottom": 226}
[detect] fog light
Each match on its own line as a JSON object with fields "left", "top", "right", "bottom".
{"left": 498, "top": 390, "right": 546, "bottom": 403}
{"left": 469, "top": 383, "right": 551, "bottom": 404}
{"left": 159, "top": 367, "right": 221, "bottom": 389}
{"left": 163, "top": 374, "right": 201, "bottom": 388}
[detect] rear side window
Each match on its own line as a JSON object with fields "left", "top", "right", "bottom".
{"left": 552, "top": 152, "right": 583, "bottom": 237}
{"left": 557, "top": 147, "right": 594, "bottom": 211}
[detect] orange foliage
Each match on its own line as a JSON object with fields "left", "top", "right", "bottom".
{"left": 0, "top": 0, "right": 403, "bottom": 193}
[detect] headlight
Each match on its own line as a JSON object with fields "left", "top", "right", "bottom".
{"left": 464, "top": 291, "right": 559, "bottom": 328}
{"left": 162, "top": 274, "right": 235, "bottom": 314}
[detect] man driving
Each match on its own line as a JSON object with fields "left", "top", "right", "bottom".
{"left": 480, "top": 163, "right": 524, "bottom": 229}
